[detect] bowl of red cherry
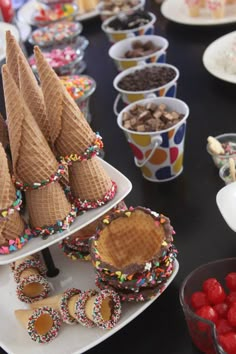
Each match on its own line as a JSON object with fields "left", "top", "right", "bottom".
{"left": 180, "top": 258, "right": 236, "bottom": 354}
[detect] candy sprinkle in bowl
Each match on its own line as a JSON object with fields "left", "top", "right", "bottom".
{"left": 179, "top": 258, "right": 236, "bottom": 354}
{"left": 29, "top": 21, "right": 83, "bottom": 49}
{"left": 97, "top": 0, "right": 146, "bottom": 21}
{"left": 101, "top": 10, "right": 156, "bottom": 44}
{"left": 109, "top": 35, "right": 169, "bottom": 71}
{"left": 59, "top": 75, "right": 96, "bottom": 123}
{"left": 206, "top": 133, "right": 236, "bottom": 169}
{"left": 31, "top": 3, "right": 79, "bottom": 27}
{"left": 29, "top": 47, "right": 85, "bottom": 76}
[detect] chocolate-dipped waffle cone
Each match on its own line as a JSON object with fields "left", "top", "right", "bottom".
{"left": 0, "top": 143, "right": 26, "bottom": 251}
{"left": 13, "top": 255, "right": 46, "bottom": 283}
{"left": 2, "top": 64, "right": 72, "bottom": 230}
{"left": 0, "top": 113, "right": 9, "bottom": 149}
{"left": 15, "top": 306, "right": 62, "bottom": 343}
{"left": 18, "top": 53, "right": 51, "bottom": 144}
{"left": 75, "top": 289, "right": 121, "bottom": 329}
{"left": 30, "top": 288, "right": 81, "bottom": 324}
{"left": 34, "top": 46, "right": 116, "bottom": 208}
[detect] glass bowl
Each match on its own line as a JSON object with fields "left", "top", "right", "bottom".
{"left": 207, "top": 133, "right": 236, "bottom": 169}
{"left": 31, "top": 3, "right": 79, "bottom": 27}
{"left": 219, "top": 161, "right": 236, "bottom": 185}
{"left": 59, "top": 74, "right": 96, "bottom": 123}
{"left": 29, "top": 47, "right": 85, "bottom": 76}
{"left": 29, "top": 21, "right": 84, "bottom": 49}
{"left": 97, "top": 0, "right": 146, "bottom": 21}
{"left": 179, "top": 258, "right": 236, "bottom": 354}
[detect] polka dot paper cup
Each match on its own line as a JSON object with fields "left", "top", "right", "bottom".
{"left": 109, "top": 35, "right": 169, "bottom": 71}
{"left": 101, "top": 12, "right": 156, "bottom": 44}
{"left": 117, "top": 97, "right": 189, "bottom": 182}
{"left": 113, "top": 63, "right": 179, "bottom": 115}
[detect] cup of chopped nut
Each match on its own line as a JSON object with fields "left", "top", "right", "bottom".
{"left": 117, "top": 96, "right": 189, "bottom": 182}
{"left": 109, "top": 35, "right": 169, "bottom": 71}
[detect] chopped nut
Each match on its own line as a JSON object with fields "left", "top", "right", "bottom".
{"left": 171, "top": 111, "right": 180, "bottom": 119}
{"left": 136, "top": 124, "right": 145, "bottom": 132}
{"left": 138, "top": 110, "right": 151, "bottom": 122}
{"left": 153, "top": 110, "right": 162, "bottom": 120}
{"left": 146, "top": 102, "right": 157, "bottom": 112}
{"left": 159, "top": 103, "right": 166, "bottom": 111}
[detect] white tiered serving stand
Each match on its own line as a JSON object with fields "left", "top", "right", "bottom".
{"left": 0, "top": 158, "right": 179, "bottom": 354}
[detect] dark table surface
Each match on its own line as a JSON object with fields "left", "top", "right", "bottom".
{"left": 1, "top": 0, "right": 236, "bottom": 353}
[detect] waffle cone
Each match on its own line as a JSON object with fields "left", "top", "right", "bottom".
{"left": 30, "top": 294, "right": 62, "bottom": 310}
{"left": 95, "top": 209, "right": 167, "bottom": 270}
{"left": 5, "top": 31, "right": 21, "bottom": 87}
{"left": 0, "top": 143, "right": 25, "bottom": 247}
{"left": 25, "top": 183, "right": 71, "bottom": 228}
{"left": 18, "top": 55, "right": 51, "bottom": 144}
{"left": 34, "top": 46, "right": 95, "bottom": 156}
{"left": 2, "top": 64, "right": 58, "bottom": 184}
{"left": 69, "top": 157, "right": 113, "bottom": 201}
{"left": 14, "top": 255, "right": 36, "bottom": 268}
{"left": 15, "top": 309, "right": 36, "bottom": 329}
{"left": 0, "top": 114, "right": 9, "bottom": 149}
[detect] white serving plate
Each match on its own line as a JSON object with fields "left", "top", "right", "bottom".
{"left": 17, "top": 0, "right": 99, "bottom": 25}
{"left": 0, "top": 22, "right": 20, "bottom": 62}
{"left": 203, "top": 31, "right": 236, "bottom": 84}
{"left": 161, "top": 0, "right": 236, "bottom": 26}
{"left": 216, "top": 181, "right": 236, "bottom": 232}
{"left": 0, "top": 158, "right": 132, "bottom": 265}
{"left": 0, "top": 243, "right": 179, "bottom": 354}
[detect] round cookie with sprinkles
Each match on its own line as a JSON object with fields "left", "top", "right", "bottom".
{"left": 15, "top": 306, "right": 62, "bottom": 343}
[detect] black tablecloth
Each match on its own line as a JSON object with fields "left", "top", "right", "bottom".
{"left": 1, "top": 1, "right": 236, "bottom": 353}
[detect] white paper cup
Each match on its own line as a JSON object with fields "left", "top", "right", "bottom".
{"left": 117, "top": 97, "right": 189, "bottom": 182}
{"left": 109, "top": 35, "right": 169, "bottom": 71}
{"left": 113, "top": 63, "right": 179, "bottom": 115}
{"left": 101, "top": 11, "right": 156, "bottom": 44}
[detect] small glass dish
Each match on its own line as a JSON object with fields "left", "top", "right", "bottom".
{"left": 59, "top": 74, "right": 96, "bottom": 123}
{"left": 29, "top": 47, "right": 86, "bottom": 76}
{"left": 206, "top": 133, "right": 236, "bottom": 169}
{"left": 31, "top": 3, "right": 79, "bottom": 27}
{"left": 179, "top": 259, "right": 236, "bottom": 354}
{"left": 37, "top": 0, "right": 74, "bottom": 6}
{"left": 29, "top": 21, "right": 84, "bottom": 49}
{"left": 97, "top": 0, "right": 145, "bottom": 21}
{"left": 219, "top": 161, "right": 236, "bottom": 185}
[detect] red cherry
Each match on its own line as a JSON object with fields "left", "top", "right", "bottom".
{"left": 226, "top": 291, "right": 236, "bottom": 305}
{"left": 191, "top": 291, "right": 209, "bottom": 310}
{"left": 219, "top": 332, "right": 236, "bottom": 354}
{"left": 227, "top": 305, "right": 236, "bottom": 327}
{"left": 202, "top": 278, "right": 219, "bottom": 293}
{"left": 206, "top": 283, "right": 226, "bottom": 305}
{"left": 216, "top": 319, "right": 234, "bottom": 335}
{"left": 226, "top": 273, "right": 236, "bottom": 291}
{"left": 213, "top": 302, "right": 229, "bottom": 319}
{"left": 196, "top": 306, "right": 218, "bottom": 331}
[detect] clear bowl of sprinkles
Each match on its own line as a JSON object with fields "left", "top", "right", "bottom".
{"left": 59, "top": 75, "right": 96, "bottom": 123}
{"left": 31, "top": 3, "right": 79, "bottom": 27}
{"left": 29, "top": 46, "right": 86, "bottom": 76}
{"left": 29, "top": 21, "right": 84, "bottom": 49}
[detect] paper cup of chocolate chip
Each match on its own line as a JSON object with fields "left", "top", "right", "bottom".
{"left": 113, "top": 63, "right": 179, "bottom": 115}
{"left": 101, "top": 10, "right": 156, "bottom": 44}
{"left": 117, "top": 97, "right": 189, "bottom": 182}
{"left": 109, "top": 35, "right": 169, "bottom": 71}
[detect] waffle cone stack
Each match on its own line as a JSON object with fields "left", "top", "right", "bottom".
{"left": 2, "top": 64, "right": 71, "bottom": 229}
{"left": 0, "top": 113, "right": 9, "bottom": 149}
{"left": 0, "top": 143, "right": 25, "bottom": 247}
{"left": 5, "top": 31, "right": 21, "bottom": 87}
{"left": 90, "top": 207, "right": 177, "bottom": 301}
{"left": 34, "top": 46, "right": 115, "bottom": 206}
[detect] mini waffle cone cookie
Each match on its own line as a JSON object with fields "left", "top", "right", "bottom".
{"left": 15, "top": 306, "right": 62, "bottom": 343}
{"left": 90, "top": 207, "right": 177, "bottom": 300}
{"left": 0, "top": 143, "right": 28, "bottom": 254}
{"left": 30, "top": 288, "right": 81, "bottom": 324}
{"left": 2, "top": 65, "right": 73, "bottom": 232}
{"left": 207, "top": 0, "right": 225, "bottom": 18}
{"left": 186, "top": 0, "right": 201, "bottom": 16}
{"left": 0, "top": 113, "right": 9, "bottom": 149}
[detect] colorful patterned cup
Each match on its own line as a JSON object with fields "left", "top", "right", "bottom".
{"left": 117, "top": 97, "right": 189, "bottom": 182}
{"left": 101, "top": 12, "right": 156, "bottom": 44}
{"left": 109, "top": 35, "right": 169, "bottom": 72}
{"left": 113, "top": 63, "right": 179, "bottom": 115}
